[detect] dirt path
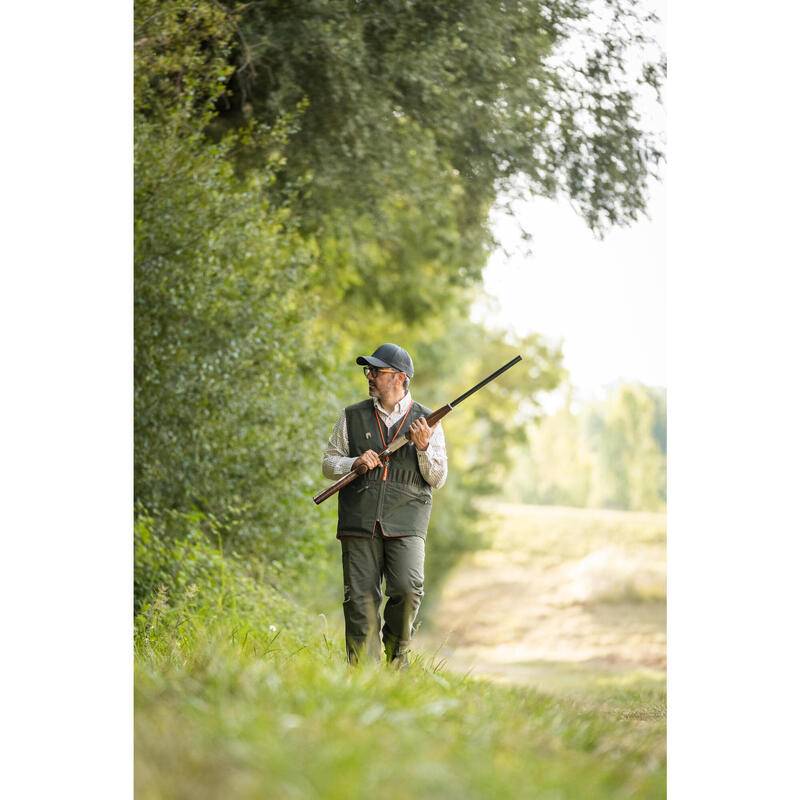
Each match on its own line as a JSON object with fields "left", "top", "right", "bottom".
{"left": 417, "top": 503, "right": 666, "bottom": 692}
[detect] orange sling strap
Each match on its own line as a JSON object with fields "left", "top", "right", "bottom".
{"left": 374, "top": 403, "right": 413, "bottom": 482}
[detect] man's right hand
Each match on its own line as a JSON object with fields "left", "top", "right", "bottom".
{"left": 353, "top": 449, "right": 381, "bottom": 472}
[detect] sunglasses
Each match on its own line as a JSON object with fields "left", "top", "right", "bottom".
{"left": 363, "top": 367, "right": 400, "bottom": 378}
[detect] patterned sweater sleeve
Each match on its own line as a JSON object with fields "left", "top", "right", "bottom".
{"left": 322, "top": 409, "right": 357, "bottom": 480}
{"left": 415, "top": 423, "right": 447, "bottom": 489}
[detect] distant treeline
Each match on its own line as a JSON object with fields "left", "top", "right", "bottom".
{"left": 505, "top": 383, "right": 666, "bottom": 511}
{"left": 134, "top": 0, "right": 664, "bottom": 608}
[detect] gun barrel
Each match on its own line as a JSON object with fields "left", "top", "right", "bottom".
{"left": 449, "top": 355, "right": 522, "bottom": 407}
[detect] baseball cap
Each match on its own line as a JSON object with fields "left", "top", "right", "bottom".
{"left": 356, "top": 343, "right": 414, "bottom": 377}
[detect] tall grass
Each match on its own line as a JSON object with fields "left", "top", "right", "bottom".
{"left": 135, "top": 525, "right": 665, "bottom": 799}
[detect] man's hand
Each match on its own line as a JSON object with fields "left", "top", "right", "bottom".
{"left": 353, "top": 449, "right": 382, "bottom": 472}
{"left": 409, "top": 418, "right": 437, "bottom": 451}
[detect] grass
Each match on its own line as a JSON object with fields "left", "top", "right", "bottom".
{"left": 136, "top": 629, "right": 665, "bottom": 799}
{"left": 135, "top": 503, "right": 666, "bottom": 798}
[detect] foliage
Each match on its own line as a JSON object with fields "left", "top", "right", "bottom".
{"left": 516, "top": 394, "right": 596, "bottom": 507}
{"left": 135, "top": 0, "right": 342, "bottom": 567}
{"left": 585, "top": 383, "right": 665, "bottom": 510}
{"left": 214, "top": 0, "right": 665, "bottom": 316}
{"left": 505, "top": 383, "right": 666, "bottom": 510}
{"left": 134, "top": 514, "right": 316, "bottom": 657}
{"left": 134, "top": 506, "right": 225, "bottom": 615}
{"left": 408, "top": 314, "right": 566, "bottom": 588}
{"left": 643, "top": 383, "right": 667, "bottom": 453}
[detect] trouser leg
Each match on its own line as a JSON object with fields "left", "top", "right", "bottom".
{"left": 340, "top": 537, "right": 383, "bottom": 665}
{"left": 381, "top": 535, "right": 425, "bottom": 663}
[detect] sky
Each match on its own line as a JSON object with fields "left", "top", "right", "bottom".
{"left": 476, "top": 180, "right": 666, "bottom": 398}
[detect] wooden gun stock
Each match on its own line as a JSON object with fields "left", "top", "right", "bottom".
{"left": 313, "top": 354, "right": 522, "bottom": 505}
{"left": 312, "top": 465, "right": 366, "bottom": 505}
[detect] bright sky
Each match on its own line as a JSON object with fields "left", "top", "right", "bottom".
{"left": 476, "top": 181, "right": 666, "bottom": 397}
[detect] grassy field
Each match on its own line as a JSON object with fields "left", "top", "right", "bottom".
{"left": 135, "top": 503, "right": 666, "bottom": 798}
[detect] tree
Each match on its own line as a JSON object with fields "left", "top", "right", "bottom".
{"left": 214, "top": 0, "right": 665, "bottom": 316}
{"left": 585, "top": 382, "right": 664, "bottom": 510}
{"left": 405, "top": 313, "right": 566, "bottom": 586}
{"left": 504, "top": 381, "right": 665, "bottom": 511}
{"left": 135, "top": 0, "right": 339, "bottom": 568}
{"left": 525, "top": 393, "right": 594, "bottom": 507}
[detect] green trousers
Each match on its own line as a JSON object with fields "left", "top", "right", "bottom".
{"left": 340, "top": 531, "right": 425, "bottom": 665}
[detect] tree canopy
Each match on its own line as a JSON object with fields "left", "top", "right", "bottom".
{"left": 214, "top": 0, "right": 665, "bottom": 314}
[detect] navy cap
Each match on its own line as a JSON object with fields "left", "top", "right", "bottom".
{"left": 356, "top": 343, "right": 414, "bottom": 377}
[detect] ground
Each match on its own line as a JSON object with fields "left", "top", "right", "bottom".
{"left": 417, "top": 502, "right": 666, "bottom": 701}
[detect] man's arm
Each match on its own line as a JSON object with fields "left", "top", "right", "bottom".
{"left": 409, "top": 419, "right": 448, "bottom": 489}
{"left": 322, "top": 411, "right": 357, "bottom": 480}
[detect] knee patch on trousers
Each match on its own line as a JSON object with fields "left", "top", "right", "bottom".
{"left": 389, "top": 575, "right": 424, "bottom": 599}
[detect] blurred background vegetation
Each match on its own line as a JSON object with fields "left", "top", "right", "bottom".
{"left": 504, "top": 382, "right": 666, "bottom": 511}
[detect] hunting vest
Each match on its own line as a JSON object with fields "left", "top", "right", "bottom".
{"left": 337, "top": 398, "right": 433, "bottom": 539}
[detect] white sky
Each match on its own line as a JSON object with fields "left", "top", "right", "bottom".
{"left": 476, "top": 181, "right": 666, "bottom": 396}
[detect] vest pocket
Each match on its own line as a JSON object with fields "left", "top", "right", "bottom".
{"left": 385, "top": 482, "right": 431, "bottom": 505}
{"left": 381, "top": 482, "right": 433, "bottom": 536}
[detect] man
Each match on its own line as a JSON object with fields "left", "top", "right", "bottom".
{"left": 322, "top": 343, "right": 447, "bottom": 668}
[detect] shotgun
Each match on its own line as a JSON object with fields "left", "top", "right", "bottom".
{"left": 313, "top": 355, "right": 522, "bottom": 504}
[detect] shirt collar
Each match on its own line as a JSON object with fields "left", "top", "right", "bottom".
{"left": 373, "top": 390, "right": 412, "bottom": 417}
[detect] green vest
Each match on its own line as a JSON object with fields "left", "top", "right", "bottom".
{"left": 337, "top": 398, "right": 433, "bottom": 539}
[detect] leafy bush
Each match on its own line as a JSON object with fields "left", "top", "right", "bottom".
{"left": 135, "top": 0, "right": 344, "bottom": 568}
{"left": 134, "top": 506, "right": 320, "bottom": 657}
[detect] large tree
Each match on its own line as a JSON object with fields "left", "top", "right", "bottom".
{"left": 585, "top": 383, "right": 665, "bottom": 510}
{"left": 215, "top": 0, "right": 664, "bottom": 317}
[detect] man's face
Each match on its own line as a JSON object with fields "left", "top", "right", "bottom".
{"left": 366, "top": 367, "right": 402, "bottom": 399}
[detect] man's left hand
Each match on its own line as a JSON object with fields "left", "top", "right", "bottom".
{"left": 409, "top": 418, "right": 436, "bottom": 451}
